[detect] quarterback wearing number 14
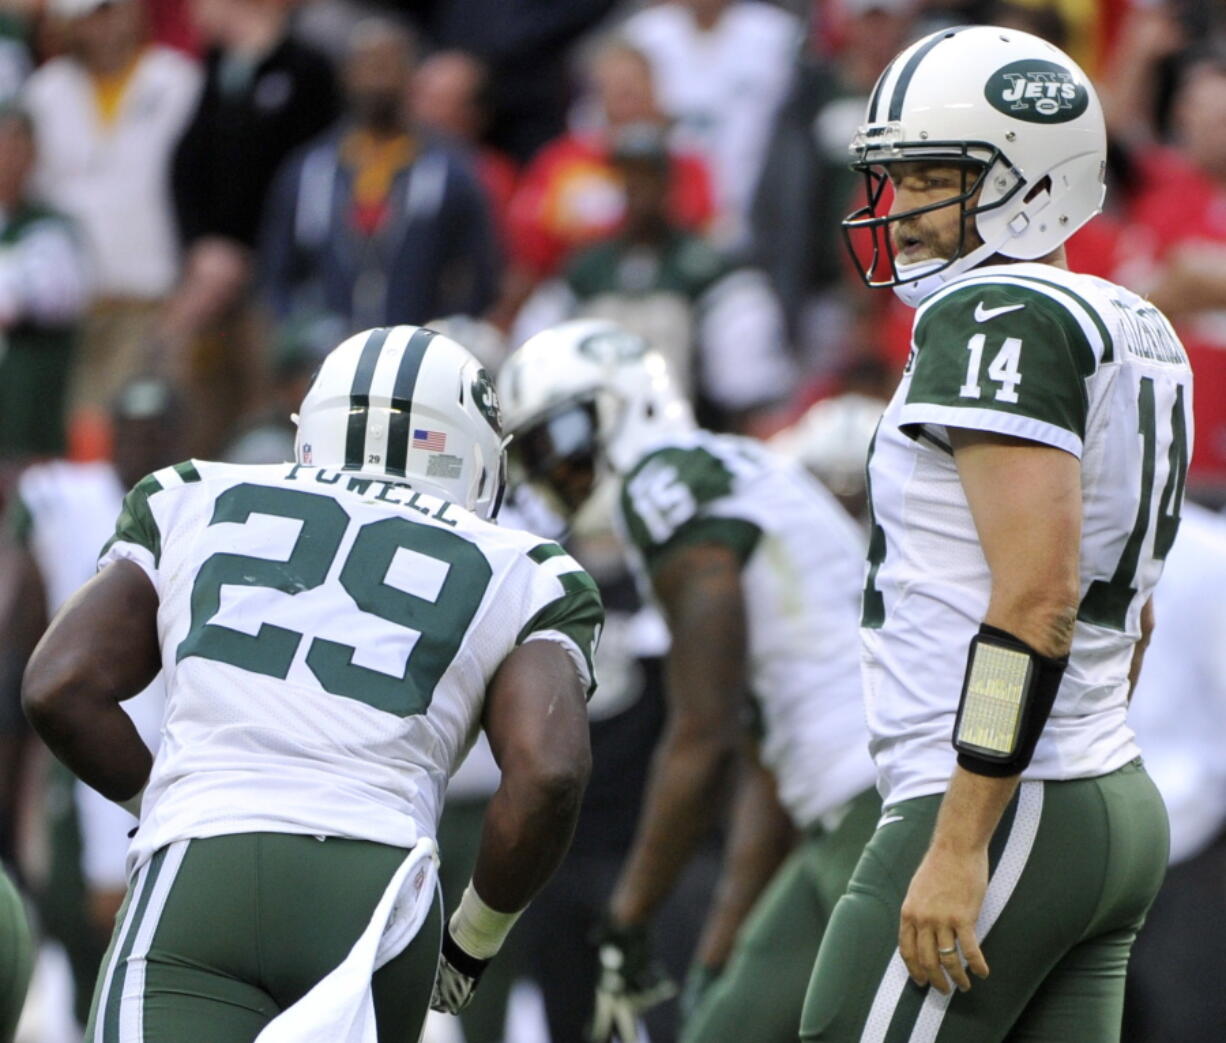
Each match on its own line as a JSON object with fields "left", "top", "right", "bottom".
{"left": 23, "top": 327, "right": 601, "bottom": 1042}
{"left": 800, "top": 25, "right": 1193, "bottom": 1043}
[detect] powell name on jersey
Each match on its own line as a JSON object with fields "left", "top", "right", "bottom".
{"left": 616, "top": 429, "right": 875, "bottom": 830}
{"left": 864, "top": 263, "right": 1193, "bottom": 806}
{"left": 101, "top": 459, "right": 603, "bottom": 873}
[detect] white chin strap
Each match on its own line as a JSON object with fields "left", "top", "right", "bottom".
{"left": 891, "top": 240, "right": 1001, "bottom": 309}
{"left": 891, "top": 259, "right": 947, "bottom": 308}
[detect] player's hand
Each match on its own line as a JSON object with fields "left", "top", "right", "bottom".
{"left": 430, "top": 923, "right": 491, "bottom": 1015}
{"left": 588, "top": 919, "right": 677, "bottom": 1042}
{"left": 898, "top": 845, "right": 990, "bottom": 995}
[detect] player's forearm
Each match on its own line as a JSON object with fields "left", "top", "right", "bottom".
{"left": 929, "top": 766, "right": 1020, "bottom": 856}
{"left": 614, "top": 543, "right": 746, "bottom": 925}
{"left": 609, "top": 720, "right": 737, "bottom": 926}
{"left": 693, "top": 751, "right": 795, "bottom": 969}
{"left": 471, "top": 749, "right": 589, "bottom": 913}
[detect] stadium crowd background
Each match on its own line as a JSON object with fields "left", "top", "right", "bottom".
{"left": 1, "top": 0, "right": 1225, "bottom": 1040}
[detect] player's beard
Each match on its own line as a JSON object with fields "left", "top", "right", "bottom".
{"left": 891, "top": 192, "right": 987, "bottom": 267}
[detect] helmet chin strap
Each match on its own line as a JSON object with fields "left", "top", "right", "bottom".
{"left": 891, "top": 238, "right": 1001, "bottom": 309}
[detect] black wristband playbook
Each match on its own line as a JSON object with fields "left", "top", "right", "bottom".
{"left": 953, "top": 623, "right": 1069, "bottom": 778}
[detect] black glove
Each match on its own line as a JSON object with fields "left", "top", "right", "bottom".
{"left": 430, "top": 924, "right": 491, "bottom": 1015}
{"left": 588, "top": 919, "right": 677, "bottom": 1042}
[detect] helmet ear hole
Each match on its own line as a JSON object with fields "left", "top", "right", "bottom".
{"left": 1024, "top": 175, "right": 1052, "bottom": 204}
{"left": 645, "top": 402, "right": 655, "bottom": 419}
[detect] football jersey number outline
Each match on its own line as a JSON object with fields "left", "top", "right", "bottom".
{"left": 176, "top": 484, "right": 492, "bottom": 715}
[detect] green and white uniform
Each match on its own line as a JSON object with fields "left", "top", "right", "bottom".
{"left": 617, "top": 431, "right": 879, "bottom": 1043}
{"left": 802, "top": 262, "right": 1191, "bottom": 1042}
{"left": 861, "top": 262, "right": 1192, "bottom": 806}
{"left": 92, "top": 459, "right": 602, "bottom": 1041}
{"left": 618, "top": 430, "right": 875, "bottom": 829}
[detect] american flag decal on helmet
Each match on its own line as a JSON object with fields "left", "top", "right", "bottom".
{"left": 413, "top": 429, "right": 447, "bottom": 451}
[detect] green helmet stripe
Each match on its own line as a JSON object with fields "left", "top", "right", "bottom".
{"left": 888, "top": 27, "right": 965, "bottom": 122}
{"left": 344, "top": 327, "right": 391, "bottom": 470}
{"left": 386, "top": 327, "right": 437, "bottom": 477}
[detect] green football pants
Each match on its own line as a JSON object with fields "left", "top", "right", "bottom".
{"left": 680, "top": 787, "right": 880, "bottom": 1043}
{"left": 0, "top": 864, "right": 33, "bottom": 1043}
{"left": 84, "top": 833, "right": 442, "bottom": 1043}
{"left": 801, "top": 760, "right": 1169, "bottom": 1043}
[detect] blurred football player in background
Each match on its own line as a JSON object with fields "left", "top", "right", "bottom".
{"left": 499, "top": 318, "right": 878, "bottom": 1043}
{"left": 22, "top": 325, "right": 600, "bottom": 1042}
{"left": 769, "top": 391, "right": 885, "bottom": 525}
{"left": 1, "top": 377, "right": 177, "bottom": 1031}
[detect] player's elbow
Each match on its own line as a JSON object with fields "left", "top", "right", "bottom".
{"left": 507, "top": 735, "right": 592, "bottom": 815}
{"left": 988, "top": 586, "right": 1079, "bottom": 657}
{"left": 22, "top": 644, "right": 87, "bottom": 732}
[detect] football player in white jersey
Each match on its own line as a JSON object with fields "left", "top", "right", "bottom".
{"left": 498, "top": 318, "right": 878, "bottom": 1043}
{"left": 800, "top": 27, "right": 1192, "bottom": 1042}
{"left": 22, "top": 326, "right": 601, "bottom": 1043}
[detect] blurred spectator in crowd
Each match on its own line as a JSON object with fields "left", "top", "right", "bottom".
{"left": 1123, "top": 502, "right": 1226, "bottom": 1042}
{"left": 0, "top": 2, "right": 31, "bottom": 102}
{"left": 1120, "top": 53, "right": 1226, "bottom": 498}
{"left": 161, "top": 0, "right": 340, "bottom": 453}
{"left": 622, "top": 0, "right": 802, "bottom": 248}
{"left": 751, "top": 0, "right": 917, "bottom": 375}
{"left": 1, "top": 377, "right": 175, "bottom": 1027}
{"left": 502, "top": 36, "right": 715, "bottom": 309}
{"left": 0, "top": 106, "right": 89, "bottom": 487}
{"left": 22, "top": 0, "right": 198, "bottom": 416}
{"left": 411, "top": 49, "right": 518, "bottom": 247}
{"left": 219, "top": 311, "right": 343, "bottom": 464}
{"left": 407, "top": 0, "right": 620, "bottom": 163}
{"left": 260, "top": 18, "right": 500, "bottom": 332}
{"left": 514, "top": 123, "right": 793, "bottom": 432}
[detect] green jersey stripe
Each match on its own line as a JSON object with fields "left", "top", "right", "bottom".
{"left": 528, "top": 542, "right": 569, "bottom": 565}
{"left": 1001, "top": 273, "right": 1115, "bottom": 363}
{"left": 515, "top": 583, "right": 604, "bottom": 698}
{"left": 645, "top": 516, "right": 762, "bottom": 573}
{"left": 100, "top": 472, "right": 165, "bottom": 565}
{"left": 173, "top": 461, "right": 202, "bottom": 483}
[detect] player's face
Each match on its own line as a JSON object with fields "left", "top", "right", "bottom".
{"left": 509, "top": 403, "right": 599, "bottom": 517}
{"left": 886, "top": 162, "right": 985, "bottom": 264}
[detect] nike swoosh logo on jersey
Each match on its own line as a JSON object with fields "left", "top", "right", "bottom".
{"left": 974, "top": 302, "right": 1026, "bottom": 322}
{"left": 877, "top": 813, "right": 905, "bottom": 828}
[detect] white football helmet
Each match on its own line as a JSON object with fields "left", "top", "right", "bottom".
{"left": 294, "top": 325, "right": 507, "bottom": 519}
{"left": 843, "top": 25, "right": 1107, "bottom": 306}
{"left": 770, "top": 392, "right": 885, "bottom": 498}
{"left": 497, "top": 319, "right": 694, "bottom": 515}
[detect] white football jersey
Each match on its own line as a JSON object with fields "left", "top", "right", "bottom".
{"left": 616, "top": 429, "right": 875, "bottom": 829}
{"left": 100, "top": 460, "right": 602, "bottom": 872}
{"left": 865, "top": 262, "right": 1194, "bottom": 806}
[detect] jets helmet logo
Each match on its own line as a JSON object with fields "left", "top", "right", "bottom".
{"left": 984, "top": 59, "right": 1089, "bottom": 124}
{"left": 577, "top": 329, "right": 649, "bottom": 365}
{"left": 471, "top": 368, "right": 502, "bottom": 434}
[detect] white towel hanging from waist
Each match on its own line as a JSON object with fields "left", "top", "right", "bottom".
{"left": 255, "top": 835, "right": 440, "bottom": 1043}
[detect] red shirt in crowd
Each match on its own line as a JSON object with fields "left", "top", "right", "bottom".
{"left": 1125, "top": 147, "right": 1226, "bottom": 489}
{"left": 506, "top": 132, "right": 715, "bottom": 277}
